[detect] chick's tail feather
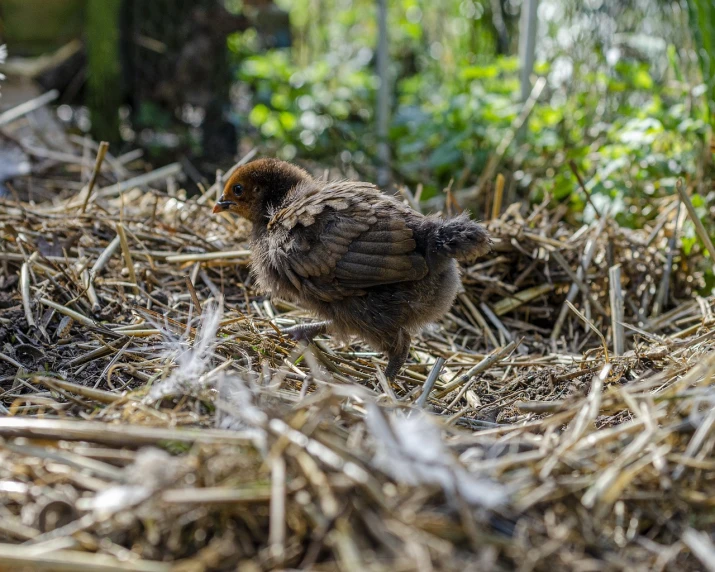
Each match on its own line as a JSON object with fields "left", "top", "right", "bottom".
{"left": 428, "top": 213, "right": 492, "bottom": 261}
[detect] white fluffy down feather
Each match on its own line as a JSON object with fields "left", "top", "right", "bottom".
{"left": 366, "top": 404, "right": 507, "bottom": 508}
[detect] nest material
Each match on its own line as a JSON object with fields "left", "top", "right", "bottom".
{"left": 0, "top": 146, "right": 714, "bottom": 571}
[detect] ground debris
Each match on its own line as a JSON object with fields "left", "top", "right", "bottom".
{"left": 0, "top": 142, "right": 713, "bottom": 570}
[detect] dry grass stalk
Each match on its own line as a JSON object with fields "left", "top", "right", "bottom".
{"left": 0, "top": 89, "right": 59, "bottom": 126}
{"left": 491, "top": 173, "right": 505, "bottom": 220}
{"left": 0, "top": 132, "right": 713, "bottom": 570}
{"left": 115, "top": 221, "right": 138, "bottom": 290}
{"left": 609, "top": 264, "right": 625, "bottom": 355}
{"left": 80, "top": 141, "right": 110, "bottom": 214}
{"left": 20, "top": 262, "right": 34, "bottom": 327}
{"left": 677, "top": 178, "right": 715, "bottom": 275}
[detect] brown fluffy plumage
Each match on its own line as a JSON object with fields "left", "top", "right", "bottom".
{"left": 213, "top": 158, "right": 492, "bottom": 378}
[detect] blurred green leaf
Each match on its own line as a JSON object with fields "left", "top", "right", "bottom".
{"left": 249, "top": 104, "right": 270, "bottom": 127}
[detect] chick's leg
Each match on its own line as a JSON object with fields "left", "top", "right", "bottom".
{"left": 283, "top": 320, "right": 331, "bottom": 342}
{"left": 384, "top": 330, "right": 411, "bottom": 380}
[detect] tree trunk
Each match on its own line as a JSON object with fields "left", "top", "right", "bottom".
{"left": 86, "top": 0, "right": 122, "bottom": 144}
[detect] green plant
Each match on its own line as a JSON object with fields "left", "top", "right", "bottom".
{"left": 228, "top": 0, "right": 714, "bottom": 290}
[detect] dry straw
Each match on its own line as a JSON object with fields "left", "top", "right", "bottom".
{"left": 0, "top": 118, "right": 713, "bottom": 570}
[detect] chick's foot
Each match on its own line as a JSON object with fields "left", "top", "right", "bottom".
{"left": 283, "top": 321, "right": 331, "bottom": 342}
{"left": 384, "top": 330, "right": 411, "bottom": 381}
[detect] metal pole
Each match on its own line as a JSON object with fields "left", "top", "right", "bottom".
{"left": 519, "top": 0, "right": 539, "bottom": 102}
{"left": 376, "top": 0, "right": 391, "bottom": 188}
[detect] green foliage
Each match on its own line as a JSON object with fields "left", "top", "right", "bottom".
{"left": 233, "top": 47, "right": 706, "bottom": 208}
{"left": 686, "top": 0, "right": 715, "bottom": 126}
{"left": 234, "top": 48, "right": 376, "bottom": 162}
{"left": 230, "top": 0, "right": 714, "bottom": 289}
{"left": 0, "top": 0, "right": 84, "bottom": 56}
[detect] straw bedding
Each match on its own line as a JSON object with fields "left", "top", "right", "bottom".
{"left": 0, "top": 148, "right": 713, "bottom": 571}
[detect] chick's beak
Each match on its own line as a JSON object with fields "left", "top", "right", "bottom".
{"left": 212, "top": 199, "right": 235, "bottom": 214}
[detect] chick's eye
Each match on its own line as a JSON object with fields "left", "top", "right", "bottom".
{"left": 232, "top": 184, "right": 243, "bottom": 196}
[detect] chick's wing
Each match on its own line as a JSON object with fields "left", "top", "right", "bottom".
{"left": 267, "top": 181, "right": 428, "bottom": 301}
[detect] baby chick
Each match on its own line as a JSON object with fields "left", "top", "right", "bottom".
{"left": 213, "top": 159, "right": 491, "bottom": 379}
